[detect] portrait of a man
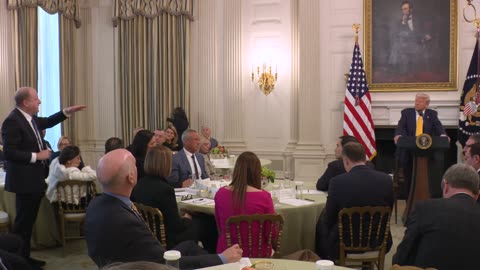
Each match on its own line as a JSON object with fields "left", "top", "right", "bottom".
{"left": 365, "top": 0, "right": 456, "bottom": 90}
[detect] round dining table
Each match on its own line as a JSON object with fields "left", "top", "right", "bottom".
{"left": 195, "top": 258, "right": 353, "bottom": 270}
{"left": 177, "top": 182, "right": 327, "bottom": 256}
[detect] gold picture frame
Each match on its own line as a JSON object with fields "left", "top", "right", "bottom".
{"left": 363, "top": 0, "right": 457, "bottom": 92}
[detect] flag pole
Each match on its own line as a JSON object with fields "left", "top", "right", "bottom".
{"left": 352, "top": 24, "right": 361, "bottom": 105}
{"left": 353, "top": 23, "right": 360, "bottom": 44}
{"left": 475, "top": 19, "right": 480, "bottom": 103}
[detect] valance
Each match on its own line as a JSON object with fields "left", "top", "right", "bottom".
{"left": 7, "top": 0, "right": 81, "bottom": 28}
{"left": 113, "top": 0, "right": 194, "bottom": 27}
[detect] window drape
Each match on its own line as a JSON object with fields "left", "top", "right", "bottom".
{"left": 114, "top": 0, "right": 193, "bottom": 143}
{"left": 8, "top": 0, "right": 81, "bottom": 142}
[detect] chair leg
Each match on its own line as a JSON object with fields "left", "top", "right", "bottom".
{"left": 60, "top": 217, "right": 66, "bottom": 257}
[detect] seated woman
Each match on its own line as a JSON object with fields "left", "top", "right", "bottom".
{"left": 50, "top": 135, "right": 85, "bottom": 168}
{"left": 128, "top": 130, "right": 157, "bottom": 180}
{"left": 46, "top": 145, "right": 96, "bottom": 205}
{"left": 214, "top": 151, "right": 276, "bottom": 257}
{"left": 131, "top": 145, "right": 197, "bottom": 249}
{"left": 163, "top": 125, "right": 180, "bottom": 152}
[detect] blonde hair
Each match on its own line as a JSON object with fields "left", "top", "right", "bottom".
{"left": 144, "top": 145, "right": 173, "bottom": 178}
{"left": 415, "top": 93, "right": 430, "bottom": 105}
{"left": 165, "top": 124, "right": 178, "bottom": 147}
{"left": 57, "top": 136, "right": 71, "bottom": 150}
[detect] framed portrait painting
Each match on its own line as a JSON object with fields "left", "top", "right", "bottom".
{"left": 364, "top": 0, "right": 457, "bottom": 92}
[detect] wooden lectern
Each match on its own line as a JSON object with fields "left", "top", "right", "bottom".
{"left": 397, "top": 136, "right": 449, "bottom": 222}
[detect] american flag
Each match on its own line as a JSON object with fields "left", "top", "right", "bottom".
{"left": 343, "top": 41, "right": 377, "bottom": 160}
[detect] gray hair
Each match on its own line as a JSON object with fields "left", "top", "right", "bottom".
{"left": 14, "top": 87, "right": 33, "bottom": 107}
{"left": 182, "top": 129, "right": 198, "bottom": 143}
{"left": 415, "top": 93, "right": 430, "bottom": 105}
{"left": 443, "top": 163, "right": 480, "bottom": 195}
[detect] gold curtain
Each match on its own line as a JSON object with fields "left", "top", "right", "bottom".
{"left": 59, "top": 16, "right": 77, "bottom": 142}
{"left": 8, "top": 0, "right": 81, "bottom": 141}
{"left": 10, "top": 6, "right": 38, "bottom": 89}
{"left": 114, "top": 0, "right": 193, "bottom": 143}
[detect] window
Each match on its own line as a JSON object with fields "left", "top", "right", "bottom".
{"left": 37, "top": 7, "right": 61, "bottom": 151}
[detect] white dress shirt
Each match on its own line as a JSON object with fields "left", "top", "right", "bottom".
{"left": 183, "top": 148, "right": 203, "bottom": 180}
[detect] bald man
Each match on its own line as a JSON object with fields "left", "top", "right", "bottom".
{"left": 85, "top": 149, "right": 242, "bottom": 269}
{"left": 1, "top": 87, "right": 86, "bottom": 269}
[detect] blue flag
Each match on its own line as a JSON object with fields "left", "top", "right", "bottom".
{"left": 459, "top": 40, "right": 480, "bottom": 146}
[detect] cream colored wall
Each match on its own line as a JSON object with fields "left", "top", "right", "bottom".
{"left": 190, "top": 0, "right": 473, "bottom": 187}
{"left": 0, "top": 0, "right": 475, "bottom": 185}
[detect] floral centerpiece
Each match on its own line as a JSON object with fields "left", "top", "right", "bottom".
{"left": 210, "top": 145, "right": 228, "bottom": 159}
{"left": 261, "top": 167, "right": 275, "bottom": 184}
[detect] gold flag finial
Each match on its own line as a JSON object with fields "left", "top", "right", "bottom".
{"left": 353, "top": 24, "right": 360, "bottom": 43}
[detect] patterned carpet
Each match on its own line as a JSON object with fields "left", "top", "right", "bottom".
{"left": 32, "top": 201, "right": 407, "bottom": 270}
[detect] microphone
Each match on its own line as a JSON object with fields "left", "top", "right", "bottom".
{"left": 417, "top": 110, "right": 424, "bottom": 117}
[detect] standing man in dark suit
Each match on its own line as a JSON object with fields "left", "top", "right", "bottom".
{"left": 85, "top": 149, "right": 242, "bottom": 269}
{"left": 315, "top": 142, "right": 393, "bottom": 260}
{"left": 393, "top": 163, "right": 480, "bottom": 269}
{"left": 1, "top": 87, "right": 86, "bottom": 269}
{"left": 394, "top": 93, "right": 447, "bottom": 198}
{"left": 168, "top": 129, "right": 209, "bottom": 188}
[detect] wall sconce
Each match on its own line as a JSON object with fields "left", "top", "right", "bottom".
{"left": 251, "top": 63, "right": 278, "bottom": 96}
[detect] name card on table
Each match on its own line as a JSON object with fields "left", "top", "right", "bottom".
{"left": 270, "top": 188, "right": 296, "bottom": 201}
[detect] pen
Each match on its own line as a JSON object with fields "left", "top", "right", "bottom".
{"left": 304, "top": 198, "right": 315, "bottom": 202}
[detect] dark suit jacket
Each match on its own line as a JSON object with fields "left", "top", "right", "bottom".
{"left": 85, "top": 193, "right": 222, "bottom": 269}
{"left": 1, "top": 109, "right": 66, "bottom": 194}
{"left": 317, "top": 165, "right": 393, "bottom": 259}
{"left": 394, "top": 108, "right": 446, "bottom": 137}
{"left": 393, "top": 193, "right": 480, "bottom": 269}
{"left": 131, "top": 175, "right": 197, "bottom": 249}
{"left": 167, "top": 149, "right": 209, "bottom": 188}
{"left": 316, "top": 160, "right": 375, "bottom": 191}
{"left": 316, "top": 159, "right": 345, "bottom": 191}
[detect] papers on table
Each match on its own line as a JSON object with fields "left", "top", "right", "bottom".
{"left": 175, "top": 188, "right": 199, "bottom": 197}
{"left": 175, "top": 192, "right": 191, "bottom": 197}
{"left": 182, "top": 198, "right": 215, "bottom": 206}
{"left": 301, "top": 189, "right": 325, "bottom": 195}
{"left": 279, "top": 198, "right": 315, "bottom": 206}
{"left": 270, "top": 188, "right": 296, "bottom": 201}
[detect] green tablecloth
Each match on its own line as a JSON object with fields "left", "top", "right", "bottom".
{"left": 197, "top": 258, "right": 353, "bottom": 270}
{"left": 177, "top": 188, "right": 327, "bottom": 255}
{"left": 0, "top": 187, "right": 60, "bottom": 248}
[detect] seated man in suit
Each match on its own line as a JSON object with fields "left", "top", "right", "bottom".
{"left": 316, "top": 135, "right": 359, "bottom": 191}
{"left": 168, "top": 129, "right": 209, "bottom": 188}
{"left": 394, "top": 93, "right": 447, "bottom": 198}
{"left": 315, "top": 142, "right": 393, "bottom": 260}
{"left": 85, "top": 149, "right": 242, "bottom": 269}
{"left": 463, "top": 134, "right": 480, "bottom": 154}
{"left": 393, "top": 163, "right": 480, "bottom": 269}
{"left": 464, "top": 142, "right": 480, "bottom": 174}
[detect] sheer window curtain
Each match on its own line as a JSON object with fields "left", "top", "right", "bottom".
{"left": 114, "top": 0, "right": 193, "bottom": 144}
{"left": 8, "top": 0, "right": 81, "bottom": 145}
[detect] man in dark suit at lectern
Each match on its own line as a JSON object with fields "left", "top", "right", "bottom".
{"left": 394, "top": 93, "right": 447, "bottom": 198}
{"left": 1, "top": 87, "right": 86, "bottom": 269}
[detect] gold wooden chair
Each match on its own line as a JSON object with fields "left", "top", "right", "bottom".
{"left": 338, "top": 206, "right": 391, "bottom": 270}
{"left": 225, "top": 214, "right": 284, "bottom": 258}
{"left": 133, "top": 203, "right": 167, "bottom": 249}
{"left": 56, "top": 180, "right": 97, "bottom": 255}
